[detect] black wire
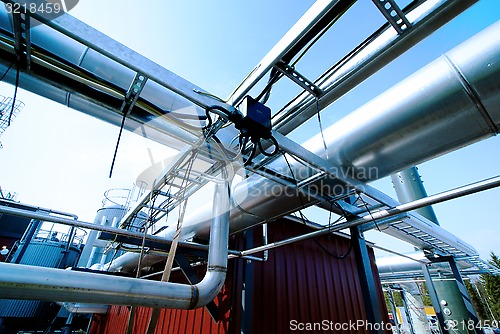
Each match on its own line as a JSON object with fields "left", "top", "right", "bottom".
{"left": 244, "top": 142, "right": 258, "bottom": 166}
{"left": 109, "top": 108, "right": 128, "bottom": 178}
{"left": 257, "top": 69, "right": 282, "bottom": 104}
{"left": 281, "top": 151, "right": 353, "bottom": 259}
{"left": 7, "top": 60, "right": 20, "bottom": 126}
{"left": 315, "top": 98, "right": 328, "bottom": 157}
{"left": 203, "top": 108, "right": 213, "bottom": 130}
{"left": 357, "top": 193, "right": 381, "bottom": 232}
{"left": 0, "top": 63, "right": 13, "bottom": 82}
{"left": 212, "top": 135, "right": 239, "bottom": 161}
{"left": 257, "top": 136, "right": 279, "bottom": 157}
{"left": 314, "top": 233, "right": 353, "bottom": 260}
{"left": 106, "top": 248, "right": 119, "bottom": 271}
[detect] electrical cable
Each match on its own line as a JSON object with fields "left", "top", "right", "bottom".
{"left": 0, "top": 63, "right": 13, "bottom": 82}
{"left": 243, "top": 140, "right": 258, "bottom": 166}
{"left": 256, "top": 2, "right": 345, "bottom": 106}
{"left": 257, "top": 136, "right": 280, "bottom": 157}
{"left": 357, "top": 192, "right": 381, "bottom": 232}
{"left": 281, "top": 151, "right": 353, "bottom": 259}
{"left": 315, "top": 98, "right": 329, "bottom": 159}
{"left": 211, "top": 135, "right": 240, "bottom": 162}
{"left": 193, "top": 89, "right": 226, "bottom": 103}
{"left": 106, "top": 248, "right": 119, "bottom": 271}
{"left": 7, "top": 59, "right": 20, "bottom": 127}
{"left": 108, "top": 108, "right": 128, "bottom": 178}
{"left": 240, "top": 135, "right": 280, "bottom": 166}
{"left": 256, "top": 69, "right": 283, "bottom": 104}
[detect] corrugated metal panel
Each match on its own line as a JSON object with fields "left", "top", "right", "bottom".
{"left": 0, "top": 299, "right": 46, "bottom": 317}
{"left": 0, "top": 240, "right": 81, "bottom": 318}
{"left": 247, "top": 220, "right": 388, "bottom": 334}
{"left": 12, "top": 242, "right": 80, "bottom": 268}
{"left": 89, "top": 218, "right": 389, "bottom": 334}
{"left": 90, "top": 305, "right": 127, "bottom": 334}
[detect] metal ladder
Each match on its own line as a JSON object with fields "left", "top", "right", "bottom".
{"left": 117, "top": 143, "right": 225, "bottom": 234}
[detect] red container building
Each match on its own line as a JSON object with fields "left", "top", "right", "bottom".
{"left": 89, "top": 218, "right": 389, "bottom": 334}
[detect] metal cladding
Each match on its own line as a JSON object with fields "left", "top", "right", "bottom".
{"left": 304, "top": 20, "right": 500, "bottom": 181}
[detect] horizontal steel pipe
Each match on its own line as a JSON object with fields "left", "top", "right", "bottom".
{"left": 0, "top": 181, "right": 230, "bottom": 308}
{"left": 0, "top": 204, "right": 265, "bottom": 261}
{"left": 0, "top": 199, "right": 78, "bottom": 219}
{"left": 240, "top": 175, "right": 500, "bottom": 256}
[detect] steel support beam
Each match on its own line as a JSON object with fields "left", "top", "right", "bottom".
{"left": 350, "top": 226, "right": 385, "bottom": 334}
{"left": 273, "top": 0, "right": 477, "bottom": 135}
{"left": 0, "top": 205, "right": 257, "bottom": 259}
{"left": 421, "top": 263, "right": 450, "bottom": 334}
{"left": 241, "top": 174, "right": 500, "bottom": 257}
{"left": 227, "top": 0, "right": 352, "bottom": 105}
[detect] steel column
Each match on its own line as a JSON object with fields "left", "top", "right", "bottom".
{"left": 10, "top": 219, "right": 41, "bottom": 264}
{"left": 421, "top": 263, "right": 450, "bottom": 334}
{"left": 350, "top": 225, "right": 385, "bottom": 333}
{"left": 447, "top": 257, "right": 482, "bottom": 334}
{"left": 387, "top": 288, "right": 401, "bottom": 334}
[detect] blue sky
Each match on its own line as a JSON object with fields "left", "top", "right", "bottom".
{"left": 0, "top": 0, "right": 499, "bottom": 260}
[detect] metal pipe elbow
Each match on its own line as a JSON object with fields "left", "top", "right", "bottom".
{"left": 192, "top": 268, "right": 227, "bottom": 309}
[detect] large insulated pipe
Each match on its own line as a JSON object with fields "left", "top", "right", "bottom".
{"left": 104, "top": 21, "right": 500, "bottom": 273}
{"left": 206, "top": 20, "right": 500, "bottom": 237}
{"left": 0, "top": 181, "right": 230, "bottom": 308}
{"left": 391, "top": 167, "right": 439, "bottom": 224}
{"left": 309, "top": 20, "right": 500, "bottom": 179}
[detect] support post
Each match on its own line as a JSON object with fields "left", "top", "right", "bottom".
{"left": 447, "top": 257, "right": 482, "bottom": 334}
{"left": 421, "top": 264, "right": 449, "bottom": 334}
{"left": 241, "top": 230, "right": 254, "bottom": 334}
{"left": 387, "top": 288, "right": 401, "bottom": 334}
{"left": 350, "top": 226, "right": 385, "bottom": 333}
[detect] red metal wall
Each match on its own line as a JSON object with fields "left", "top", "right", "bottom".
{"left": 89, "top": 219, "right": 389, "bottom": 334}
